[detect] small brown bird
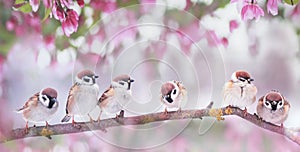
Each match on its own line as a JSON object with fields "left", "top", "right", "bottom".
{"left": 17, "top": 88, "right": 59, "bottom": 133}
{"left": 160, "top": 81, "right": 187, "bottom": 113}
{"left": 256, "top": 91, "right": 290, "bottom": 125}
{"left": 222, "top": 70, "right": 257, "bottom": 112}
{"left": 61, "top": 70, "right": 99, "bottom": 124}
{"left": 97, "top": 74, "right": 134, "bottom": 121}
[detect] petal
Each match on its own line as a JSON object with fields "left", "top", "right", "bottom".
{"left": 43, "top": 0, "right": 51, "bottom": 8}
{"left": 62, "top": 10, "right": 79, "bottom": 36}
{"left": 52, "top": 2, "right": 65, "bottom": 21}
{"left": 60, "top": 0, "right": 73, "bottom": 8}
{"left": 267, "top": 0, "right": 278, "bottom": 15}
{"left": 241, "top": 5, "right": 249, "bottom": 20}
{"left": 29, "top": 0, "right": 40, "bottom": 12}
{"left": 62, "top": 20, "right": 72, "bottom": 37}
{"left": 229, "top": 20, "right": 239, "bottom": 32}
{"left": 77, "top": 0, "right": 84, "bottom": 7}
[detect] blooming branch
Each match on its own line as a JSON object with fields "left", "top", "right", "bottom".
{"left": 1, "top": 102, "right": 300, "bottom": 146}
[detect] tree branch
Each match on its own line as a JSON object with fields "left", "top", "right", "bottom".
{"left": 1, "top": 102, "right": 300, "bottom": 146}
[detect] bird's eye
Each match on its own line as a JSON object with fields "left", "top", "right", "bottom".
{"left": 173, "top": 89, "right": 177, "bottom": 95}
{"left": 83, "top": 77, "right": 90, "bottom": 82}
{"left": 238, "top": 78, "right": 245, "bottom": 82}
{"left": 119, "top": 81, "right": 125, "bottom": 85}
{"left": 265, "top": 102, "right": 270, "bottom": 106}
{"left": 279, "top": 101, "right": 283, "bottom": 106}
{"left": 42, "top": 95, "right": 47, "bottom": 101}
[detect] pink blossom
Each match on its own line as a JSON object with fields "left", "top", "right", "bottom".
{"left": 176, "top": 20, "right": 202, "bottom": 53}
{"left": 267, "top": 0, "right": 279, "bottom": 15}
{"left": 62, "top": 9, "right": 79, "bottom": 37}
{"left": 221, "top": 37, "right": 229, "bottom": 47}
{"left": 29, "top": 0, "right": 40, "bottom": 12}
{"left": 290, "top": 2, "right": 300, "bottom": 16}
{"left": 52, "top": 1, "right": 65, "bottom": 21}
{"left": 25, "top": 14, "right": 41, "bottom": 33}
{"left": 90, "top": 0, "right": 117, "bottom": 13}
{"left": 185, "top": 0, "right": 192, "bottom": 10}
{"left": 206, "top": 30, "right": 228, "bottom": 47}
{"left": 140, "top": 0, "right": 156, "bottom": 13}
{"left": 241, "top": 1, "right": 264, "bottom": 21}
{"left": 43, "top": 0, "right": 52, "bottom": 8}
{"left": 229, "top": 20, "right": 239, "bottom": 32}
{"left": 44, "top": 35, "right": 55, "bottom": 50}
{"left": 6, "top": 16, "right": 18, "bottom": 31}
{"left": 76, "top": 0, "right": 84, "bottom": 7}
{"left": 60, "top": 0, "right": 73, "bottom": 8}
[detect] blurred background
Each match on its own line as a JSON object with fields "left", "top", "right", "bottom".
{"left": 1, "top": 0, "right": 300, "bottom": 151}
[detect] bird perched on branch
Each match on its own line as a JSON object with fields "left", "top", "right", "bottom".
{"left": 222, "top": 70, "right": 257, "bottom": 114}
{"left": 61, "top": 70, "right": 99, "bottom": 124}
{"left": 17, "top": 88, "right": 59, "bottom": 133}
{"left": 97, "top": 74, "right": 134, "bottom": 121}
{"left": 160, "top": 81, "right": 187, "bottom": 113}
{"left": 256, "top": 90, "right": 290, "bottom": 126}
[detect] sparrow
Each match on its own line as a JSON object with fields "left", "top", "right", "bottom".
{"left": 222, "top": 70, "right": 257, "bottom": 114}
{"left": 256, "top": 91, "right": 290, "bottom": 126}
{"left": 17, "top": 88, "right": 59, "bottom": 133}
{"left": 97, "top": 74, "right": 134, "bottom": 121}
{"left": 61, "top": 70, "right": 99, "bottom": 124}
{"left": 160, "top": 81, "right": 187, "bottom": 113}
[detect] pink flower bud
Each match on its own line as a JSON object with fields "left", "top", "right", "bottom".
{"left": 241, "top": 1, "right": 264, "bottom": 21}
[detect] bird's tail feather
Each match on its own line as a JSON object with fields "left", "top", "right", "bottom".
{"left": 61, "top": 115, "right": 71, "bottom": 122}
{"left": 15, "top": 107, "right": 25, "bottom": 113}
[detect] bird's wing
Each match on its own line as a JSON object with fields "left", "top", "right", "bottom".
{"left": 98, "top": 87, "right": 114, "bottom": 107}
{"left": 284, "top": 98, "right": 291, "bottom": 108}
{"left": 16, "top": 92, "right": 39, "bottom": 112}
{"left": 66, "top": 84, "right": 80, "bottom": 114}
{"left": 258, "top": 95, "right": 264, "bottom": 105}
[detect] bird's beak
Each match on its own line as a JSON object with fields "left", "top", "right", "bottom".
{"left": 51, "top": 98, "right": 57, "bottom": 103}
{"left": 247, "top": 78, "right": 254, "bottom": 84}
{"left": 94, "top": 75, "right": 99, "bottom": 79}
{"left": 129, "top": 79, "right": 134, "bottom": 83}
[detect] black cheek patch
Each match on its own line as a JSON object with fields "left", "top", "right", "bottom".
{"left": 128, "top": 82, "right": 131, "bottom": 90}
{"left": 48, "top": 97, "right": 56, "bottom": 109}
{"left": 166, "top": 97, "right": 173, "bottom": 103}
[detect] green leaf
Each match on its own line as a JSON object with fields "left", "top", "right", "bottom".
{"left": 19, "top": 3, "right": 33, "bottom": 13}
{"left": 284, "top": 0, "right": 300, "bottom": 5}
{"left": 14, "top": 0, "right": 33, "bottom": 13}
{"left": 42, "top": 19, "right": 60, "bottom": 35}
{"left": 219, "top": 0, "right": 230, "bottom": 8}
{"left": 15, "top": 0, "right": 25, "bottom": 4}
{"left": 0, "top": 25, "right": 15, "bottom": 56}
{"left": 117, "top": 0, "right": 139, "bottom": 8}
{"left": 42, "top": 8, "right": 52, "bottom": 22}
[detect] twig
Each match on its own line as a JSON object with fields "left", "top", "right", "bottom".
{"left": 1, "top": 102, "right": 299, "bottom": 146}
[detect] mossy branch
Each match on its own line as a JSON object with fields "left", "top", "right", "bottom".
{"left": 1, "top": 102, "right": 299, "bottom": 146}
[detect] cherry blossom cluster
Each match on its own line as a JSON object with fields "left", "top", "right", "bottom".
{"left": 232, "top": 0, "right": 283, "bottom": 21}
{"left": 7, "top": 0, "right": 300, "bottom": 43}
{"left": 29, "top": 0, "right": 82, "bottom": 37}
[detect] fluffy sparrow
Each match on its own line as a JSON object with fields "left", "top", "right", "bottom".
{"left": 97, "top": 74, "right": 134, "bottom": 121}
{"left": 17, "top": 88, "right": 59, "bottom": 133}
{"left": 223, "top": 70, "right": 257, "bottom": 113}
{"left": 160, "top": 81, "right": 187, "bottom": 113}
{"left": 61, "top": 70, "right": 99, "bottom": 124}
{"left": 256, "top": 91, "right": 290, "bottom": 125}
